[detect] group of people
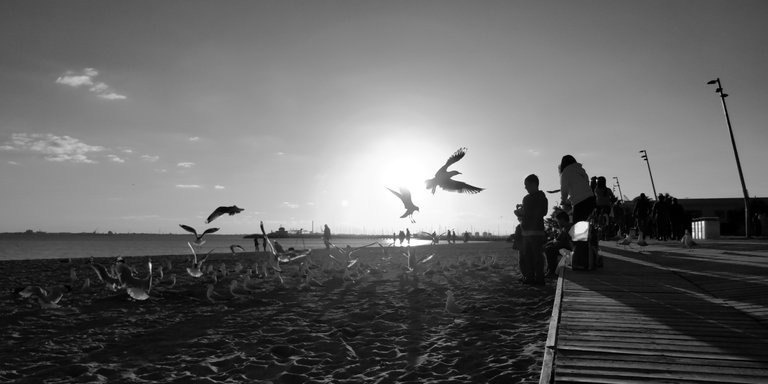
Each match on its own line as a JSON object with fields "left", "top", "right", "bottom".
{"left": 513, "top": 155, "right": 604, "bottom": 285}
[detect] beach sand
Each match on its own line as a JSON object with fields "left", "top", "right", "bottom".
{"left": 1, "top": 242, "right": 554, "bottom": 383}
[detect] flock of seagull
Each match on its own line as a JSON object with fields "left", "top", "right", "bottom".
{"left": 388, "top": 147, "right": 484, "bottom": 223}
{"left": 14, "top": 148, "right": 489, "bottom": 312}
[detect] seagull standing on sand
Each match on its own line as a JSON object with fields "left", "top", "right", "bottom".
{"left": 205, "top": 205, "right": 244, "bottom": 224}
{"left": 179, "top": 224, "right": 219, "bottom": 246}
{"left": 681, "top": 229, "right": 697, "bottom": 249}
{"left": 16, "top": 285, "right": 71, "bottom": 309}
{"left": 425, "top": 147, "right": 484, "bottom": 194}
{"left": 387, "top": 187, "right": 419, "bottom": 223}
{"left": 444, "top": 290, "right": 464, "bottom": 314}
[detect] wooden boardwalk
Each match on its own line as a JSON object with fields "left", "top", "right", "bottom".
{"left": 540, "top": 241, "right": 768, "bottom": 383}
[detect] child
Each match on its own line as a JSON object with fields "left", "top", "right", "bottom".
{"left": 544, "top": 210, "right": 572, "bottom": 277}
{"left": 518, "top": 174, "right": 548, "bottom": 285}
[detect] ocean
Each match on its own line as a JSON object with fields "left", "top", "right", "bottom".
{"left": 0, "top": 233, "right": 438, "bottom": 261}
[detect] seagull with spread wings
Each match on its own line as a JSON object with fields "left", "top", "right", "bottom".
{"left": 179, "top": 224, "right": 219, "bottom": 246}
{"left": 387, "top": 187, "right": 419, "bottom": 223}
{"left": 205, "top": 205, "right": 244, "bottom": 224}
{"left": 425, "top": 147, "right": 484, "bottom": 194}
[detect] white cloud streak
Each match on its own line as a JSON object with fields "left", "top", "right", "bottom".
{"left": 214, "top": 185, "right": 225, "bottom": 190}
{"left": 175, "top": 184, "right": 202, "bottom": 189}
{"left": 1, "top": 133, "right": 104, "bottom": 163}
{"left": 283, "top": 202, "right": 300, "bottom": 209}
{"left": 107, "top": 154, "right": 125, "bottom": 163}
{"left": 56, "top": 68, "right": 126, "bottom": 100}
{"left": 177, "top": 162, "right": 195, "bottom": 168}
{"left": 141, "top": 154, "right": 159, "bottom": 162}
{"left": 189, "top": 136, "right": 200, "bottom": 142}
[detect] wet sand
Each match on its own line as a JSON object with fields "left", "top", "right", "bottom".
{"left": 1, "top": 242, "right": 554, "bottom": 383}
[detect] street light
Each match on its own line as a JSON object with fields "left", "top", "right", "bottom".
{"left": 639, "top": 149, "right": 658, "bottom": 200}
{"left": 612, "top": 176, "right": 624, "bottom": 203}
{"left": 707, "top": 77, "right": 750, "bottom": 238}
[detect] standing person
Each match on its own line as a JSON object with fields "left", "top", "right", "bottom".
{"left": 322, "top": 224, "right": 332, "bottom": 249}
{"left": 652, "top": 194, "right": 670, "bottom": 241}
{"left": 405, "top": 228, "right": 411, "bottom": 245}
{"left": 634, "top": 193, "right": 651, "bottom": 246}
{"left": 398, "top": 230, "right": 406, "bottom": 246}
{"left": 559, "top": 155, "right": 595, "bottom": 223}
{"left": 669, "top": 198, "right": 685, "bottom": 240}
{"left": 518, "top": 174, "right": 548, "bottom": 285}
{"left": 451, "top": 230, "right": 457, "bottom": 244}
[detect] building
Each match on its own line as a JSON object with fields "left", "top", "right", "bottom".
{"left": 677, "top": 197, "right": 768, "bottom": 236}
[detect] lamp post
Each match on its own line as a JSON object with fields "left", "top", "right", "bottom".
{"left": 707, "top": 78, "right": 750, "bottom": 238}
{"left": 639, "top": 150, "right": 658, "bottom": 200}
{"left": 612, "top": 176, "right": 624, "bottom": 203}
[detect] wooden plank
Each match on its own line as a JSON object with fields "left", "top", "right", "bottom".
{"left": 539, "top": 274, "right": 565, "bottom": 384}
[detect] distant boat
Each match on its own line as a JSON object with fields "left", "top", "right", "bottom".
{"left": 243, "top": 226, "right": 294, "bottom": 239}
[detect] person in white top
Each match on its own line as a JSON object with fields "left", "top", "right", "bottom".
{"left": 559, "top": 155, "right": 596, "bottom": 223}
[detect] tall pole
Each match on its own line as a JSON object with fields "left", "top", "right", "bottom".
{"left": 612, "top": 176, "right": 624, "bottom": 203}
{"left": 707, "top": 78, "right": 750, "bottom": 238}
{"left": 639, "top": 150, "right": 658, "bottom": 200}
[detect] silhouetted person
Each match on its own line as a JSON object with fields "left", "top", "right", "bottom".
{"left": 451, "top": 230, "right": 457, "bottom": 244}
{"left": 559, "top": 155, "right": 595, "bottom": 223}
{"left": 519, "top": 174, "right": 548, "bottom": 285}
{"left": 669, "top": 198, "right": 685, "bottom": 240}
{"left": 405, "top": 228, "right": 411, "bottom": 245}
{"left": 634, "top": 193, "right": 651, "bottom": 246}
{"left": 398, "top": 230, "right": 406, "bottom": 246}
{"left": 323, "top": 224, "right": 332, "bottom": 249}
{"left": 652, "top": 194, "right": 671, "bottom": 241}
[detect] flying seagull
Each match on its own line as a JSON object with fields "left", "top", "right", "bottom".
{"left": 387, "top": 187, "right": 419, "bottom": 223}
{"left": 186, "top": 242, "right": 213, "bottom": 278}
{"left": 116, "top": 259, "right": 153, "bottom": 300}
{"left": 206, "top": 205, "right": 244, "bottom": 224}
{"left": 425, "top": 147, "right": 484, "bottom": 194}
{"left": 179, "top": 224, "right": 219, "bottom": 246}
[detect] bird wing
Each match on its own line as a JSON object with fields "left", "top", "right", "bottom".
{"left": 115, "top": 263, "right": 134, "bottom": 285}
{"left": 386, "top": 187, "right": 403, "bottom": 202}
{"left": 205, "top": 207, "right": 226, "bottom": 224}
{"left": 90, "top": 263, "right": 118, "bottom": 283}
{"left": 179, "top": 224, "right": 198, "bottom": 236}
{"left": 440, "top": 147, "right": 467, "bottom": 172}
{"left": 202, "top": 227, "right": 220, "bottom": 236}
{"left": 398, "top": 187, "right": 414, "bottom": 205}
{"left": 442, "top": 179, "right": 484, "bottom": 194}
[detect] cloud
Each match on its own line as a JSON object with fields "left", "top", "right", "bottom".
{"left": 189, "top": 136, "right": 200, "bottom": 142}
{"left": 527, "top": 149, "right": 541, "bottom": 156}
{"left": 107, "top": 154, "right": 125, "bottom": 163}
{"left": 214, "top": 185, "right": 225, "bottom": 190}
{"left": 141, "top": 154, "right": 159, "bottom": 162}
{"left": 1, "top": 133, "right": 104, "bottom": 163}
{"left": 283, "top": 202, "right": 300, "bottom": 209}
{"left": 177, "top": 162, "right": 195, "bottom": 168}
{"left": 175, "top": 184, "right": 201, "bottom": 189}
{"left": 122, "top": 149, "right": 134, "bottom": 154}
{"left": 8, "top": 161, "right": 19, "bottom": 165}
{"left": 56, "top": 68, "right": 126, "bottom": 100}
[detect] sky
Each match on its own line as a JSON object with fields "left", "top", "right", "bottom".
{"left": 1, "top": 1, "right": 767, "bottom": 235}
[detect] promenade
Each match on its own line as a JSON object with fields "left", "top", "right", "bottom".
{"left": 540, "top": 239, "right": 768, "bottom": 383}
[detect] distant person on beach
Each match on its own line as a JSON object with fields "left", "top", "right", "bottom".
{"left": 262, "top": 237, "right": 268, "bottom": 252}
{"left": 323, "top": 224, "right": 332, "bottom": 249}
{"left": 558, "top": 155, "right": 595, "bottom": 223}
{"left": 405, "top": 228, "right": 411, "bottom": 245}
{"left": 451, "top": 230, "right": 457, "bottom": 244}
{"left": 393, "top": 232, "right": 397, "bottom": 245}
{"left": 431, "top": 231, "right": 438, "bottom": 245}
{"left": 544, "top": 211, "right": 572, "bottom": 277}
{"left": 518, "top": 174, "right": 548, "bottom": 285}
{"left": 398, "top": 230, "right": 406, "bottom": 246}
{"left": 463, "top": 231, "right": 470, "bottom": 243}
{"left": 652, "top": 194, "right": 671, "bottom": 241}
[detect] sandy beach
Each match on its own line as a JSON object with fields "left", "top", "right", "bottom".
{"left": 1, "top": 241, "right": 554, "bottom": 384}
